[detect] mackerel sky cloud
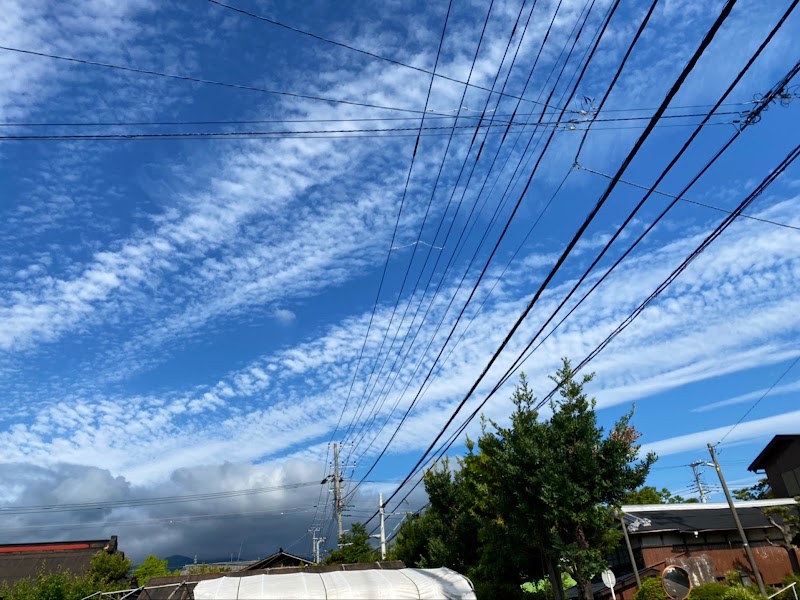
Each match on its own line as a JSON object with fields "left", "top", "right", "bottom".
{"left": 1, "top": 0, "right": 799, "bottom": 561}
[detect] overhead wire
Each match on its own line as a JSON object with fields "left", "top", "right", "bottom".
{"left": 576, "top": 164, "right": 800, "bottom": 231}
{"left": 326, "top": 0, "right": 457, "bottom": 454}
{"left": 348, "top": 0, "right": 625, "bottom": 470}
{"left": 369, "top": 0, "right": 740, "bottom": 524}
{"left": 531, "top": 57, "right": 800, "bottom": 411}
{"left": 406, "top": 7, "right": 800, "bottom": 507}
{"left": 351, "top": 0, "right": 628, "bottom": 497}
{"left": 309, "top": 0, "right": 455, "bottom": 536}
{"left": 475, "top": 11, "right": 800, "bottom": 414}
{"left": 0, "top": 102, "right": 761, "bottom": 128}
{"left": 344, "top": 0, "right": 604, "bottom": 470}
{"left": 0, "top": 481, "right": 319, "bottom": 515}
{"left": 538, "top": 141, "right": 800, "bottom": 414}
{"left": 342, "top": 0, "right": 537, "bottom": 464}
{"left": 206, "top": 0, "right": 583, "bottom": 115}
{"left": 0, "top": 45, "right": 456, "bottom": 116}
{"left": 336, "top": 0, "right": 500, "bottom": 457}
{"left": 717, "top": 354, "right": 800, "bottom": 445}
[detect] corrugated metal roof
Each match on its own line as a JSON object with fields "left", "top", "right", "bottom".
{"left": 0, "top": 538, "right": 117, "bottom": 587}
{"left": 621, "top": 499, "right": 797, "bottom": 534}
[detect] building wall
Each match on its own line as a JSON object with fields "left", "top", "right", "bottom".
{"left": 765, "top": 439, "right": 800, "bottom": 497}
{"left": 606, "top": 531, "right": 800, "bottom": 600}
{"left": 640, "top": 543, "right": 797, "bottom": 586}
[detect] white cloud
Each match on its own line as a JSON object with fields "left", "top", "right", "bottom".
{"left": 640, "top": 409, "right": 800, "bottom": 458}
{"left": 273, "top": 308, "right": 296, "bottom": 324}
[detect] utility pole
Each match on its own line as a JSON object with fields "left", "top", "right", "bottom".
{"left": 333, "top": 443, "right": 343, "bottom": 542}
{"left": 619, "top": 513, "right": 641, "bottom": 589}
{"left": 379, "top": 493, "right": 387, "bottom": 560}
{"left": 707, "top": 444, "right": 767, "bottom": 597}
{"left": 689, "top": 461, "right": 709, "bottom": 503}
{"left": 309, "top": 528, "right": 320, "bottom": 563}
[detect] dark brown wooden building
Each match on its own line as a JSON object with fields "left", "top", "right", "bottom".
{"left": 597, "top": 500, "right": 800, "bottom": 600}
{"left": 749, "top": 434, "right": 800, "bottom": 497}
{"left": 242, "top": 548, "right": 311, "bottom": 570}
{"left": 0, "top": 536, "right": 120, "bottom": 588}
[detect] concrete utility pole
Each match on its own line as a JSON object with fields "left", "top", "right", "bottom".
{"left": 333, "top": 443, "right": 343, "bottom": 542}
{"left": 707, "top": 444, "right": 767, "bottom": 597}
{"left": 309, "top": 528, "right": 320, "bottom": 563}
{"left": 379, "top": 493, "right": 387, "bottom": 560}
{"left": 619, "top": 513, "right": 641, "bottom": 588}
{"left": 689, "top": 461, "right": 709, "bottom": 503}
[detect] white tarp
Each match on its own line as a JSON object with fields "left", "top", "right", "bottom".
{"left": 192, "top": 567, "right": 477, "bottom": 599}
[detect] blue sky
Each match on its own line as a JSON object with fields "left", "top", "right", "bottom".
{"left": 1, "top": 0, "right": 799, "bottom": 561}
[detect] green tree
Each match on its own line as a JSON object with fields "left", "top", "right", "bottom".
{"left": 762, "top": 499, "right": 800, "bottom": 574}
{"left": 391, "top": 511, "right": 434, "bottom": 566}
{"left": 623, "top": 486, "right": 671, "bottom": 504}
{"left": 528, "top": 361, "right": 654, "bottom": 600}
{"left": 324, "top": 523, "right": 377, "bottom": 564}
{"left": 394, "top": 361, "right": 654, "bottom": 600}
{"left": 733, "top": 478, "right": 773, "bottom": 501}
{"left": 131, "top": 555, "right": 178, "bottom": 587}
{"left": 623, "top": 487, "right": 699, "bottom": 504}
{"left": 0, "top": 571, "right": 99, "bottom": 600}
{"left": 89, "top": 550, "right": 132, "bottom": 584}
{"left": 184, "top": 563, "right": 233, "bottom": 575}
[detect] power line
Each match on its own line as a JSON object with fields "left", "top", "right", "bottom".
{"left": 348, "top": 0, "right": 622, "bottom": 469}
{"left": 371, "top": 0, "right": 739, "bottom": 523}
{"left": 422, "top": 20, "right": 800, "bottom": 497}
{"left": 0, "top": 117, "right": 739, "bottom": 142}
{"left": 0, "top": 505, "right": 317, "bottom": 533}
{"left": 206, "top": 0, "right": 574, "bottom": 114}
{"left": 343, "top": 0, "right": 598, "bottom": 479}
{"left": 0, "top": 105, "right": 758, "bottom": 128}
{"left": 342, "top": 0, "right": 542, "bottom": 463}
{"left": 576, "top": 163, "right": 800, "bottom": 231}
{"left": 353, "top": 0, "right": 630, "bottom": 499}
{"left": 0, "top": 45, "right": 453, "bottom": 116}
{"left": 541, "top": 141, "right": 800, "bottom": 410}
{"left": 345, "top": 0, "right": 618, "bottom": 472}
{"left": 0, "top": 481, "right": 319, "bottom": 515}
{"left": 333, "top": 0, "right": 498, "bottom": 458}
{"left": 312, "top": 0, "right": 455, "bottom": 532}
{"left": 718, "top": 355, "right": 800, "bottom": 444}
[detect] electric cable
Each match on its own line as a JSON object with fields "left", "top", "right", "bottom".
{"left": 344, "top": 0, "right": 600, "bottom": 468}
{"left": 539, "top": 142, "right": 800, "bottom": 410}
{"left": 367, "top": 0, "right": 739, "bottom": 523}
{"left": 0, "top": 481, "right": 319, "bottom": 515}
{"left": 577, "top": 164, "right": 800, "bottom": 231}
{"left": 206, "top": 0, "right": 578, "bottom": 114}
{"left": 335, "top": 0, "right": 500, "bottom": 454}
{"left": 352, "top": 0, "right": 632, "bottom": 498}
{"left": 718, "top": 354, "right": 800, "bottom": 444}
{"left": 342, "top": 0, "right": 538, "bottom": 457}
{"left": 0, "top": 45, "right": 457, "bottom": 116}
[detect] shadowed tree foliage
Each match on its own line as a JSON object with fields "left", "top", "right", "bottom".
{"left": 324, "top": 523, "right": 378, "bottom": 565}
{"left": 623, "top": 486, "right": 699, "bottom": 504}
{"left": 0, "top": 551, "right": 132, "bottom": 600}
{"left": 733, "top": 478, "right": 773, "bottom": 501}
{"left": 393, "top": 360, "right": 655, "bottom": 600}
{"left": 132, "top": 555, "right": 179, "bottom": 587}
{"left": 762, "top": 500, "right": 800, "bottom": 574}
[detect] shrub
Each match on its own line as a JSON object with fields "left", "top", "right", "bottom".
{"left": 782, "top": 573, "right": 800, "bottom": 587}
{"left": 687, "top": 582, "right": 728, "bottom": 600}
{"left": 722, "top": 586, "right": 761, "bottom": 600}
{"left": 724, "top": 571, "right": 744, "bottom": 587}
{"left": 634, "top": 577, "right": 668, "bottom": 600}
